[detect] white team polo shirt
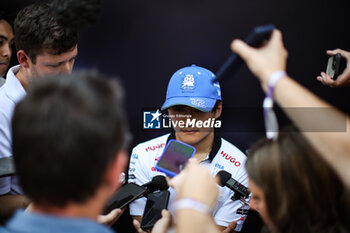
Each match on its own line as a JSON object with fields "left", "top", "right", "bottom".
{"left": 128, "top": 133, "right": 249, "bottom": 231}
{"left": 0, "top": 65, "right": 26, "bottom": 195}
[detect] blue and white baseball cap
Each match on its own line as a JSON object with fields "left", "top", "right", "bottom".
{"left": 161, "top": 65, "right": 222, "bottom": 112}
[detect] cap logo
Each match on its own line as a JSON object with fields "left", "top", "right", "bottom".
{"left": 190, "top": 98, "right": 206, "bottom": 108}
{"left": 181, "top": 74, "right": 195, "bottom": 91}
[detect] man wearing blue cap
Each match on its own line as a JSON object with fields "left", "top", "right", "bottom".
{"left": 129, "top": 65, "right": 248, "bottom": 232}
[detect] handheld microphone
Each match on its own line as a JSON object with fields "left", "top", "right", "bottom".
{"left": 142, "top": 175, "right": 169, "bottom": 194}
{"left": 104, "top": 175, "right": 169, "bottom": 213}
{"left": 216, "top": 170, "right": 250, "bottom": 201}
{"left": 213, "top": 24, "right": 275, "bottom": 82}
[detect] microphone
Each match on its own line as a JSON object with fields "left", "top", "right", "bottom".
{"left": 142, "top": 175, "right": 169, "bottom": 192}
{"left": 216, "top": 170, "right": 250, "bottom": 201}
{"left": 104, "top": 175, "right": 169, "bottom": 213}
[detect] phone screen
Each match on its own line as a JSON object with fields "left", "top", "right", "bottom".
{"left": 141, "top": 190, "right": 170, "bottom": 230}
{"left": 155, "top": 139, "right": 196, "bottom": 177}
{"left": 104, "top": 183, "right": 147, "bottom": 213}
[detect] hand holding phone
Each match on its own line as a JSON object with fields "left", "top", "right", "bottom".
{"left": 103, "top": 183, "right": 147, "bottom": 214}
{"left": 140, "top": 190, "right": 170, "bottom": 231}
{"left": 317, "top": 49, "right": 350, "bottom": 87}
{"left": 326, "top": 53, "right": 346, "bottom": 80}
{"left": 155, "top": 139, "right": 196, "bottom": 177}
{"left": 214, "top": 24, "right": 275, "bottom": 82}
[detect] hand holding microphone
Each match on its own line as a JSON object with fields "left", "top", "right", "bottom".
{"left": 104, "top": 175, "right": 169, "bottom": 214}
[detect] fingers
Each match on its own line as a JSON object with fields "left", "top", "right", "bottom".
{"left": 161, "top": 209, "right": 171, "bottom": 219}
{"left": 316, "top": 72, "right": 336, "bottom": 87}
{"left": 97, "top": 208, "right": 124, "bottom": 226}
{"left": 327, "top": 48, "right": 346, "bottom": 56}
{"left": 222, "top": 221, "right": 237, "bottom": 233}
{"left": 133, "top": 219, "right": 147, "bottom": 233}
{"left": 231, "top": 39, "right": 254, "bottom": 61}
{"left": 327, "top": 49, "right": 350, "bottom": 60}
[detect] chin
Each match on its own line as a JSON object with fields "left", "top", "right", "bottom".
{"left": 176, "top": 132, "right": 202, "bottom": 145}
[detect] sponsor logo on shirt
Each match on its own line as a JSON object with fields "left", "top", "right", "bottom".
{"left": 131, "top": 154, "right": 138, "bottom": 159}
{"left": 145, "top": 143, "right": 166, "bottom": 152}
{"left": 215, "top": 163, "right": 224, "bottom": 170}
{"left": 221, "top": 151, "right": 241, "bottom": 167}
{"left": 129, "top": 168, "right": 135, "bottom": 172}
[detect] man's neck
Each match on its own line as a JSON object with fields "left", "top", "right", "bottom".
{"left": 31, "top": 201, "right": 101, "bottom": 221}
{"left": 30, "top": 189, "right": 108, "bottom": 221}
{"left": 15, "top": 66, "right": 30, "bottom": 90}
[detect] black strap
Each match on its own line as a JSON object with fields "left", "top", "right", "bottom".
{"left": 0, "top": 157, "right": 16, "bottom": 177}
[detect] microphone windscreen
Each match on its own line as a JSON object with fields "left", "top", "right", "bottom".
{"left": 149, "top": 175, "right": 169, "bottom": 191}
{"left": 216, "top": 170, "right": 232, "bottom": 186}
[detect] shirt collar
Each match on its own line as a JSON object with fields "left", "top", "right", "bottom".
{"left": 4, "top": 65, "right": 26, "bottom": 104}
{"left": 5, "top": 210, "right": 114, "bottom": 233}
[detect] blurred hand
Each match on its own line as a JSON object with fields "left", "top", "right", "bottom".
{"left": 222, "top": 220, "right": 237, "bottom": 233}
{"left": 98, "top": 208, "right": 125, "bottom": 226}
{"left": 231, "top": 29, "right": 288, "bottom": 91}
{"left": 168, "top": 159, "right": 218, "bottom": 209}
{"left": 317, "top": 49, "right": 350, "bottom": 87}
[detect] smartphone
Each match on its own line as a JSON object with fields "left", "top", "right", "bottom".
{"left": 214, "top": 24, "right": 275, "bottom": 82}
{"left": 326, "top": 53, "right": 345, "bottom": 80}
{"left": 103, "top": 183, "right": 147, "bottom": 214}
{"left": 140, "top": 190, "right": 170, "bottom": 231}
{"left": 155, "top": 139, "right": 196, "bottom": 177}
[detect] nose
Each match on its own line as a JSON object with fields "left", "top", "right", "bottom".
{"left": 60, "top": 62, "right": 73, "bottom": 74}
{"left": 249, "top": 200, "right": 259, "bottom": 211}
{"left": 0, "top": 44, "right": 12, "bottom": 58}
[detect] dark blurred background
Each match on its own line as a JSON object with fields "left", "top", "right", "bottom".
{"left": 4, "top": 0, "right": 350, "bottom": 232}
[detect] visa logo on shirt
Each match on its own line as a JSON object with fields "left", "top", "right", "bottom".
{"left": 215, "top": 163, "right": 224, "bottom": 170}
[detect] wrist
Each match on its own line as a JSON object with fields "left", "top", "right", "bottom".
{"left": 262, "top": 70, "right": 288, "bottom": 93}
{"left": 174, "top": 198, "right": 212, "bottom": 215}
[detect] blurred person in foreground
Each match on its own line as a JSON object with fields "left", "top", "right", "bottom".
{"left": 246, "top": 126, "right": 350, "bottom": 233}
{"left": 0, "top": 72, "right": 128, "bottom": 233}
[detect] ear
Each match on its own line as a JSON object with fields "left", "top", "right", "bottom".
{"left": 17, "top": 50, "right": 32, "bottom": 68}
{"left": 106, "top": 150, "right": 129, "bottom": 191}
{"left": 213, "top": 102, "right": 223, "bottom": 119}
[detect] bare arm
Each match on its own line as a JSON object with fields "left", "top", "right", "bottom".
{"left": 0, "top": 194, "right": 30, "bottom": 221}
{"left": 231, "top": 29, "right": 350, "bottom": 188}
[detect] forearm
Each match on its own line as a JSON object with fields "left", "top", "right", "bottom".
{"left": 176, "top": 209, "right": 220, "bottom": 233}
{"left": 273, "top": 76, "right": 350, "bottom": 187}
{"left": 0, "top": 194, "right": 30, "bottom": 221}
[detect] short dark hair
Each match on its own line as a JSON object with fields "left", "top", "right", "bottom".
{"left": 14, "top": 2, "right": 78, "bottom": 63}
{"left": 211, "top": 100, "right": 222, "bottom": 112}
{"left": 12, "top": 72, "right": 129, "bottom": 206}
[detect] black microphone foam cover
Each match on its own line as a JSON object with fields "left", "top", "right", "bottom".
{"left": 216, "top": 170, "right": 232, "bottom": 187}
{"left": 148, "top": 175, "right": 169, "bottom": 192}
